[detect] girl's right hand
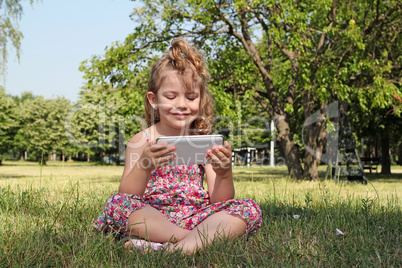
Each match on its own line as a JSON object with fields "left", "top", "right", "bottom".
{"left": 138, "top": 141, "right": 176, "bottom": 171}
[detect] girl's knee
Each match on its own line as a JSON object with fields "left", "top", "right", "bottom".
{"left": 129, "top": 205, "right": 148, "bottom": 221}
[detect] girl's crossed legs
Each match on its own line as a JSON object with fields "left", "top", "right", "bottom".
{"left": 126, "top": 205, "right": 246, "bottom": 254}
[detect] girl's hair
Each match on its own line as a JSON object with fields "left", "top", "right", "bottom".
{"left": 145, "top": 38, "right": 215, "bottom": 135}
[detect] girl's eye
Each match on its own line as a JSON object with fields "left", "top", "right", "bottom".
{"left": 166, "top": 96, "right": 175, "bottom": 100}
{"left": 187, "top": 95, "right": 198, "bottom": 101}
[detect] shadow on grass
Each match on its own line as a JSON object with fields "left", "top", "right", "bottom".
{"left": 364, "top": 173, "right": 402, "bottom": 182}
{"left": 318, "top": 170, "right": 402, "bottom": 184}
{"left": 1, "top": 160, "right": 105, "bottom": 167}
{"left": 0, "top": 174, "right": 29, "bottom": 179}
{"left": 233, "top": 174, "right": 285, "bottom": 182}
{"left": 233, "top": 166, "right": 289, "bottom": 173}
{"left": 84, "top": 176, "right": 121, "bottom": 184}
{"left": 234, "top": 168, "right": 402, "bottom": 185}
{"left": 0, "top": 161, "right": 40, "bottom": 167}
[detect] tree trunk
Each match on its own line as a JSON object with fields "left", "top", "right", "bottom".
{"left": 40, "top": 154, "right": 47, "bottom": 165}
{"left": 254, "top": 91, "right": 303, "bottom": 179}
{"left": 303, "top": 142, "right": 317, "bottom": 180}
{"left": 303, "top": 127, "right": 327, "bottom": 180}
{"left": 87, "top": 152, "right": 90, "bottom": 162}
{"left": 381, "top": 128, "right": 391, "bottom": 174}
{"left": 303, "top": 103, "right": 328, "bottom": 180}
{"left": 398, "top": 143, "right": 402, "bottom": 165}
{"left": 116, "top": 151, "right": 121, "bottom": 166}
{"left": 276, "top": 117, "right": 303, "bottom": 179}
{"left": 235, "top": 31, "right": 303, "bottom": 179}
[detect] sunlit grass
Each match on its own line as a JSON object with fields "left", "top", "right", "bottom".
{"left": 0, "top": 160, "right": 401, "bottom": 267}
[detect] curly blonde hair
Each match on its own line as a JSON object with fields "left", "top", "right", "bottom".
{"left": 145, "top": 38, "right": 215, "bottom": 135}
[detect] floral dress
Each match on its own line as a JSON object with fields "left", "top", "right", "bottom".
{"left": 93, "top": 136, "right": 262, "bottom": 239}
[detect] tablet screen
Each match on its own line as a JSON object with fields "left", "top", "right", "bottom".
{"left": 156, "top": 135, "right": 224, "bottom": 165}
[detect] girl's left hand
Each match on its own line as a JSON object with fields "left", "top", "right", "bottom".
{"left": 206, "top": 141, "right": 232, "bottom": 176}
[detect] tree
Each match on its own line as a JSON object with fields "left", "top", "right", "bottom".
{"left": 12, "top": 91, "right": 36, "bottom": 160}
{"left": 208, "top": 43, "right": 273, "bottom": 148}
{"left": 81, "top": 0, "right": 304, "bottom": 178}
{"left": 0, "top": 87, "right": 18, "bottom": 163}
{"left": 299, "top": 0, "right": 401, "bottom": 178}
{"left": 66, "top": 84, "right": 143, "bottom": 163}
{"left": 0, "top": 0, "right": 38, "bottom": 77}
{"left": 14, "top": 96, "right": 72, "bottom": 164}
{"left": 81, "top": 0, "right": 401, "bottom": 179}
{"left": 350, "top": 106, "right": 402, "bottom": 174}
{"left": 325, "top": 0, "right": 402, "bottom": 175}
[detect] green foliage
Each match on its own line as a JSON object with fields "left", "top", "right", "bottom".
{"left": 296, "top": 0, "right": 401, "bottom": 115}
{"left": 3, "top": 86, "right": 147, "bottom": 164}
{"left": 78, "top": 0, "right": 401, "bottom": 178}
{"left": 0, "top": 88, "right": 18, "bottom": 158}
{"left": 208, "top": 43, "right": 273, "bottom": 147}
{"left": 13, "top": 96, "right": 72, "bottom": 163}
{"left": 65, "top": 84, "right": 144, "bottom": 162}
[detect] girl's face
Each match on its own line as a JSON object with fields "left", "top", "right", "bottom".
{"left": 147, "top": 71, "right": 201, "bottom": 134}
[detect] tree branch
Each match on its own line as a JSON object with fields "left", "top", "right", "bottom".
{"left": 254, "top": 91, "right": 274, "bottom": 118}
{"left": 254, "top": 12, "right": 272, "bottom": 73}
{"left": 363, "top": 2, "right": 401, "bottom": 37}
{"left": 317, "top": 0, "right": 337, "bottom": 54}
{"left": 274, "top": 40, "right": 298, "bottom": 105}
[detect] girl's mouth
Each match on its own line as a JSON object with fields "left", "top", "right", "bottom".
{"left": 172, "top": 113, "right": 190, "bottom": 119}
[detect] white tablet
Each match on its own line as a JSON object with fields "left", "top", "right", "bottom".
{"left": 156, "top": 134, "right": 224, "bottom": 165}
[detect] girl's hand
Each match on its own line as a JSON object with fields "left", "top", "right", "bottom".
{"left": 138, "top": 141, "right": 176, "bottom": 171}
{"left": 206, "top": 141, "right": 232, "bottom": 177}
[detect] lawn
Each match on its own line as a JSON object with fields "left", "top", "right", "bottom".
{"left": 0, "top": 160, "right": 400, "bottom": 267}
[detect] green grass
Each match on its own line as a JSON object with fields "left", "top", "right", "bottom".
{"left": 0, "top": 161, "right": 401, "bottom": 267}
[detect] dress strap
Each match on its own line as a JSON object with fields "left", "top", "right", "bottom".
{"left": 142, "top": 130, "right": 150, "bottom": 143}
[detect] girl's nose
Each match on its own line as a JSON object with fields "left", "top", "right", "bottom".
{"left": 175, "top": 97, "right": 187, "bottom": 110}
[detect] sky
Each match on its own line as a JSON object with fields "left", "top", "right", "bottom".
{"left": 4, "top": 0, "right": 137, "bottom": 103}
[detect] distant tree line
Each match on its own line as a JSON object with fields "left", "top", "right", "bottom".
{"left": 0, "top": 82, "right": 275, "bottom": 165}
{"left": 0, "top": 87, "right": 141, "bottom": 165}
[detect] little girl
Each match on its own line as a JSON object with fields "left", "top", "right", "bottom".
{"left": 94, "top": 38, "right": 262, "bottom": 254}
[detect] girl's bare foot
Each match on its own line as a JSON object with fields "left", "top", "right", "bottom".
{"left": 124, "top": 238, "right": 165, "bottom": 252}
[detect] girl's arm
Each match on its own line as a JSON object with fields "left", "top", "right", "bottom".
{"left": 205, "top": 141, "right": 235, "bottom": 204}
{"left": 119, "top": 132, "right": 176, "bottom": 197}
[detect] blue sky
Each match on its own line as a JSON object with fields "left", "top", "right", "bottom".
{"left": 4, "top": 0, "right": 137, "bottom": 103}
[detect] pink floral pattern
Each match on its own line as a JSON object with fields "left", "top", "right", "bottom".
{"left": 94, "top": 132, "right": 262, "bottom": 238}
{"left": 93, "top": 163, "right": 262, "bottom": 238}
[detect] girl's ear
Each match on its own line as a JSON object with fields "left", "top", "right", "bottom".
{"left": 147, "top": 92, "right": 157, "bottom": 109}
